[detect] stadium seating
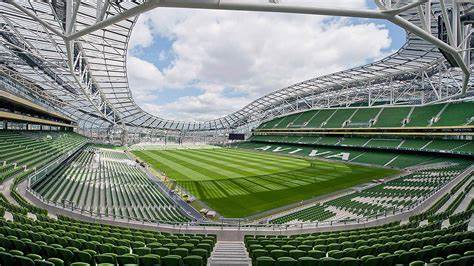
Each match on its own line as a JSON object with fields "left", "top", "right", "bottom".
{"left": 31, "top": 146, "right": 190, "bottom": 223}
{"left": 323, "top": 109, "right": 355, "bottom": 128}
{"left": 246, "top": 220, "right": 474, "bottom": 265}
{"left": 257, "top": 101, "right": 473, "bottom": 130}
{"left": 0, "top": 131, "right": 87, "bottom": 183}
{"left": 269, "top": 162, "right": 471, "bottom": 223}
{"left": 0, "top": 214, "right": 216, "bottom": 266}
{"left": 249, "top": 135, "right": 473, "bottom": 156}
{"left": 433, "top": 101, "right": 474, "bottom": 127}
{"left": 373, "top": 106, "right": 412, "bottom": 127}
{"left": 345, "top": 107, "right": 380, "bottom": 128}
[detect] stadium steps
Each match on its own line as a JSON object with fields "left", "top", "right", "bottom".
{"left": 403, "top": 106, "right": 415, "bottom": 126}
{"left": 453, "top": 185, "right": 473, "bottom": 215}
{"left": 208, "top": 241, "right": 251, "bottom": 266}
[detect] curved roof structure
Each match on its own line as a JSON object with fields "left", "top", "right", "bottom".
{"left": 0, "top": 0, "right": 472, "bottom": 132}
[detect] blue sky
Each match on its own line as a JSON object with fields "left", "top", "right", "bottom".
{"left": 127, "top": 0, "right": 406, "bottom": 121}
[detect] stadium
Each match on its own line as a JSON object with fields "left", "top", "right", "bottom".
{"left": 0, "top": 0, "right": 473, "bottom": 265}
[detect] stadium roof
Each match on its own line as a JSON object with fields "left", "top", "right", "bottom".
{"left": 0, "top": 0, "right": 472, "bottom": 132}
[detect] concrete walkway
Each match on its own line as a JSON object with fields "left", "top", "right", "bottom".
{"left": 454, "top": 186, "right": 473, "bottom": 214}
{"left": 436, "top": 176, "right": 472, "bottom": 214}
{"left": 0, "top": 176, "right": 21, "bottom": 207}
{"left": 208, "top": 241, "right": 251, "bottom": 266}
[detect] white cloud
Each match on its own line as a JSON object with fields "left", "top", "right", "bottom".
{"left": 127, "top": 56, "right": 164, "bottom": 102}
{"left": 127, "top": 2, "right": 394, "bottom": 121}
{"left": 128, "top": 17, "right": 153, "bottom": 49}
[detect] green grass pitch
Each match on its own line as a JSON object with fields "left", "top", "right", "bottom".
{"left": 133, "top": 148, "right": 398, "bottom": 218}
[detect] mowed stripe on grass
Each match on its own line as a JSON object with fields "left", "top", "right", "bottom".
{"left": 133, "top": 148, "right": 399, "bottom": 217}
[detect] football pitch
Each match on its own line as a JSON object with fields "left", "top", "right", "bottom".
{"left": 133, "top": 148, "right": 398, "bottom": 217}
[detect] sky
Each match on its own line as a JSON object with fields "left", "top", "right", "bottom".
{"left": 127, "top": 0, "right": 406, "bottom": 122}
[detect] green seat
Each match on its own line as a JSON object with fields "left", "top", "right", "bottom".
{"left": 276, "top": 256, "right": 297, "bottom": 266}
{"left": 190, "top": 248, "right": 208, "bottom": 260}
{"left": 164, "top": 243, "right": 179, "bottom": 250}
{"left": 446, "top": 254, "right": 461, "bottom": 260}
{"left": 138, "top": 254, "right": 161, "bottom": 266}
{"left": 100, "top": 244, "right": 116, "bottom": 254}
{"left": 430, "top": 257, "right": 444, "bottom": 263}
{"left": 0, "top": 251, "right": 14, "bottom": 266}
{"left": 114, "top": 246, "right": 130, "bottom": 255}
{"left": 398, "top": 251, "right": 415, "bottom": 264}
{"left": 182, "top": 255, "right": 202, "bottom": 266}
{"left": 281, "top": 245, "right": 296, "bottom": 252}
{"left": 297, "top": 245, "right": 312, "bottom": 252}
{"left": 319, "top": 257, "right": 339, "bottom": 266}
{"left": 252, "top": 249, "right": 268, "bottom": 262}
{"left": 148, "top": 242, "right": 162, "bottom": 249}
{"left": 95, "top": 254, "right": 115, "bottom": 264}
{"left": 14, "top": 255, "right": 35, "bottom": 266}
{"left": 57, "top": 248, "right": 74, "bottom": 264}
{"left": 154, "top": 247, "right": 170, "bottom": 257}
{"left": 196, "top": 244, "right": 211, "bottom": 254}
{"left": 162, "top": 254, "right": 182, "bottom": 266}
{"left": 380, "top": 254, "right": 396, "bottom": 265}
{"left": 26, "top": 253, "right": 42, "bottom": 261}
{"left": 180, "top": 243, "right": 194, "bottom": 252}
{"left": 131, "top": 241, "right": 146, "bottom": 248}
{"left": 47, "top": 258, "right": 64, "bottom": 266}
{"left": 117, "top": 254, "right": 138, "bottom": 265}
{"left": 265, "top": 245, "right": 279, "bottom": 252}
{"left": 340, "top": 257, "right": 360, "bottom": 266}
{"left": 10, "top": 249, "right": 24, "bottom": 256}
{"left": 70, "top": 263, "right": 90, "bottom": 266}
{"left": 288, "top": 250, "right": 305, "bottom": 260}
{"left": 270, "top": 250, "right": 287, "bottom": 259}
{"left": 458, "top": 255, "right": 474, "bottom": 266}
{"left": 408, "top": 261, "right": 425, "bottom": 266}
{"left": 256, "top": 256, "right": 275, "bottom": 266}
{"left": 327, "top": 250, "right": 344, "bottom": 259}
{"left": 439, "top": 259, "right": 459, "bottom": 266}
{"left": 297, "top": 256, "right": 318, "bottom": 266}
{"left": 34, "top": 260, "right": 56, "bottom": 266}
{"left": 134, "top": 247, "right": 151, "bottom": 256}
{"left": 73, "top": 250, "right": 93, "bottom": 265}
{"left": 360, "top": 255, "right": 374, "bottom": 262}
{"left": 307, "top": 250, "right": 325, "bottom": 259}
{"left": 42, "top": 246, "right": 57, "bottom": 258}
{"left": 172, "top": 248, "right": 188, "bottom": 258}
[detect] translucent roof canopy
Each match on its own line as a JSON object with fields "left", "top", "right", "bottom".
{"left": 1, "top": 0, "right": 472, "bottom": 131}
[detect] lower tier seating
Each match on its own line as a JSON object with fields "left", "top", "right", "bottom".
{"left": 235, "top": 141, "right": 447, "bottom": 168}
{"left": 270, "top": 161, "right": 471, "bottom": 224}
{"left": 0, "top": 214, "right": 216, "bottom": 266}
{"left": 246, "top": 220, "right": 473, "bottom": 266}
{"left": 250, "top": 135, "right": 473, "bottom": 156}
{"left": 31, "top": 146, "right": 191, "bottom": 223}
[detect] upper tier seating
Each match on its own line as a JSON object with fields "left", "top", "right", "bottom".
{"left": 257, "top": 101, "right": 474, "bottom": 130}
{"left": 0, "top": 131, "right": 87, "bottom": 183}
